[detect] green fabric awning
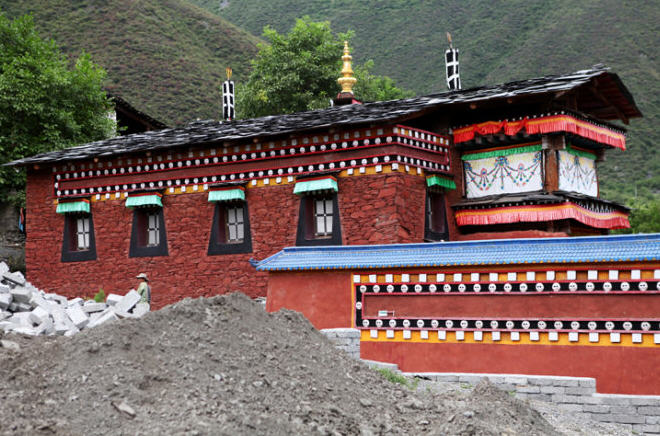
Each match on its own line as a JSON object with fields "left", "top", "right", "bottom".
{"left": 208, "top": 188, "right": 245, "bottom": 202}
{"left": 294, "top": 177, "right": 338, "bottom": 195}
{"left": 125, "top": 194, "right": 162, "bottom": 208}
{"left": 426, "top": 175, "right": 456, "bottom": 190}
{"left": 566, "top": 144, "right": 597, "bottom": 160}
{"left": 56, "top": 200, "right": 90, "bottom": 214}
{"left": 461, "top": 144, "right": 542, "bottom": 161}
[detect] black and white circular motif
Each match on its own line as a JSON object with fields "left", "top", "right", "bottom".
{"left": 389, "top": 319, "right": 397, "bottom": 328}
{"left": 417, "top": 320, "right": 425, "bottom": 328}
{"left": 373, "top": 285, "right": 380, "bottom": 293}
{"left": 475, "top": 320, "right": 483, "bottom": 329}
{"left": 571, "top": 321, "right": 580, "bottom": 330}
{"left": 568, "top": 282, "right": 578, "bottom": 292}
{"left": 641, "top": 322, "right": 651, "bottom": 331}
{"left": 355, "top": 302, "right": 362, "bottom": 310}
{"left": 429, "top": 284, "right": 437, "bottom": 292}
{"left": 431, "top": 320, "right": 439, "bottom": 328}
{"left": 503, "top": 283, "right": 512, "bottom": 292}
{"left": 401, "top": 285, "right": 409, "bottom": 293}
{"left": 623, "top": 321, "right": 632, "bottom": 331}
{"left": 588, "top": 322, "right": 597, "bottom": 330}
{"left": 521, "top": 320, "right": 530, "bottom": 329}
{"left": 586, "top": 282, "right": 595, "bottom": 291}
{"left": 473, "top": 283, "right": 482, "bottom": 292}
{"left": 488, "top": 283, "right": 497, "bottom": 292}
{"left": 519, "top": 283, "right": 528, "bottom": 292}
{"left": 535, "top": 283, "right": 544, "bottom": 292}
{"left": 506, "top": 320, "right": 514, "bottom": 329}
{"left": 620, "top": 282, "right": 630, "bottom": 291}
{"left": 552, "top": 282, "right": 561, "bottom": 292}
{"left": 639, "top": 282, "right": 648, "bottom": 291}
{"left": 445, "top": 320, "right": 454, "bottom": 328}
{"left": 554, "top": 321, "right": 563, "bottom": 329}
{"left": 387, "top": 285, "right": 394, "bottom": 293}
{"left": 657, "top": 281, "right": 660, "bottom": 291}
{"left": 537, "top": 321, "right": 547, "bottom": 329}
{"left": 460, "top": 320, "right": 468, "bottom": 329}
{"left": 458, "top": 284, "right": 466, "bottom": 292}
{"left": 359, "top": 285, "right": 367, "bottom": 293}
{"left": 414, "top": 284, "right": 423, "bottom": 293}
{"left": 603, "top": 282, "right": 612, "bottom": 292}
{"left": 605, "top": 321, "right": 614, "bottom": 330}
{"left": 362, "top": 319, "right": 369, "bottom": 327}
{"left": 402, "top": 319, "right": 411, "bottom": 328}
{"left": 490, "top": 320, "right": 499, "bottom": 329}
{"left": 376, "top": 319, "right": 383, "bottom": 327}
{"left": 443, "top": 284, "right": 452, "bottom": 293}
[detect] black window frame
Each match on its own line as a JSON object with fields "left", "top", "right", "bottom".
{"left": 296, "top": 192, "right": 342, "bottom": 246}
{"left": 129, "top": 207, "right": 168, "bottom": 258}
{"left": 424, "top": 190, "right": 449, "bottom": 241}
{"left": 61, "top": 212, "right": 97, "bottom": 262}
{"left": 208, "top": 200, "right": 253, "bottom": 255}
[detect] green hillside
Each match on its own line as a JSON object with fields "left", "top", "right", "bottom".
{"left": 193, "top": 0, "right": 659, "bottom": 202}
{"left": 1, "top": 0, "right": 261, "bottom": 126}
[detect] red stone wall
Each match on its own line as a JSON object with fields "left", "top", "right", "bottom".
{"left": 25, "top": 170, "right": 429, "bottom": 308}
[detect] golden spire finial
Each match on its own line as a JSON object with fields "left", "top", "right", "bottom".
{"left": 226, "top": 67, "right": 232, "bottom": 81}
{"left": 337, "top": 41, "right": 357, "bottom": 94}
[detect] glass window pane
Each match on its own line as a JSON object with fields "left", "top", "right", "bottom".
{"left": 227, "top": 208, "right": 236, "bottom": 223}
{"left": 324, "top": 199, "right": 333, "bottom": 213}
{"left": 236, "top": 206, "right": 243, "bottom": 222}
{"left": 237, "top": 222, "right": 244, "bottom": 240}
{"left": 316, "top": 216, "right": 325, "bottom": 234}
{"left": 325, "top": 215, "right": 333, "bottom": 233}
{"left": 228, "top": 224, "right": 237, "bottom": 241}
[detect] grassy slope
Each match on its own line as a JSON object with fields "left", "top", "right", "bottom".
{"left": 1, "top": 0, "right": 261, "bottom": 126}
{"left": 194, "top": 0, "right": 659, "bottom": 202}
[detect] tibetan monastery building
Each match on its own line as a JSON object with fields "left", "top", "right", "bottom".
{"left": 8, "top": 65, "right": 643, "bottom": 309}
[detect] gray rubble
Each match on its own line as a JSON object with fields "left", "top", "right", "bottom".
{"left": 0, "top": 262, "right": 149, "bottom": 337}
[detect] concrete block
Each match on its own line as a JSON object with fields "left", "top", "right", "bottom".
{"left": 583, "top": 405, "right": 611, "bottom": 413}
{"left": 504, "top": 376, "right": 528, "bottom": 385}
{"left": 578, "top": 379, "right": 596, "bottom": 388}
{"left": 10, "top": 312, "right": 34, "bottom": 326}
{"left": 540, "top": 386, "right": 565, "bottom": 394}
{"left": 66, "top": 305, "right": 89, "bottom": 329}
{"left": 525, "top": 393, "right": 553, "bottom": 402}
{"left": 638, "top": 406, "right": 660, "bottom": 415}
{"left": 105, "top": 293, "right": 123, "bottom": 306}
{"left": 564, "top": 386, "right": 595, "bottom": 396}
{"left": 633, "top": 424, "right": 660, "bottom": 433}
{"left": 646, "top": 416, "right": 660, "bottom": 424}
{"left": 0, "top": 261, "right": 8, "bottom": 276}
{"left": 0, "top": 293, "right": 12, "bottom": 310}
{"left": 556, "top": 404, "right": 583, "bottom": 413}
{"left": 0, "top": 284, "right": 10, "bottom": 293}
{"left": 45, "top": 293, "right": 68, "bottom": 306}
{"left": 82, "top": 302, "right": 107, "bottom": 313}
{"left": 3, "top": 271, "right": 25, "bottom": 286}
{"left": 604, "top": 414, "right": 646, "bottom": 424}
{"left": 8, "top": 302, "right": 31, "bottom": 312}
{"left": 516, "top": 386, "right": 541, "bottom": 394}
{"left": 0, "top": 310, "right": 11, "bottom": 321}
{"left": 87, "top": 308, "right": 118, "bottom": 328}
{"left": 132, "top": 303, "right": 150, "bottom": 317}
{"left": 595, "top": 395, "right": 632, "bottom": 405}
{"left": 68, "top": 298, "right": 84, "bottom": 307}
{"left": 64, "top": 326, "right": 80, "bottom": 337}
{"left": 10, "top": 287, "right": 31, "bottom": 304}
{"left": 34, "top": 317, "right": 54, "bottom": 335}
{"left": 528, "top": 377, "right": 554, "bottom": 386}
{"left": 29, "top": 307, "right": 50, "bottom": 324}
{"left": 0, "top": 320, "right": 16, "bottom": 331}
{"left": 114, "top": 290, "right": 141, "bottom": 314}
{"left": 552, "top": 378, "right": 580, "bottom": 387}
{"left": 458, "top": 375, "right": 485, "bottom": 384}
{"left": 112, "top": 307, "right": 134, "bottom": 319}
{"left": 631, "top": 398, "right": 660, "bottom": 406}
{"left": 11, "top": 326, "right": 39, "bottom": 335}
{"left": 551, "top": 394, "right": 582, "bottom": 404}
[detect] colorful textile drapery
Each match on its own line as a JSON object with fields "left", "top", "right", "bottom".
{"left": 56, "top": 199, "right": 90, "bottom": 214}
{"left": 208, "top": 187, "right": 245, "bottom": 202}
{"left": 463, "top": 150, "right": 543, "bottom": 198}
{"left": 453, "top": 114, "right": 626, "bottom": 150}
{"left": 125, "top": 193, "right": 163, "bottom": 208}
{"left": 455, "top": 202, "right": 629, "bottom": 229}
{"left": 426, "top": 175, "right": 456, "bottom": 190}
{"left": 558, "top": 150, "right": 597, "bottom": 196}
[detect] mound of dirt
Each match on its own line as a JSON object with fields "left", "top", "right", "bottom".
{"left": 0, "top": 293, "right": 560, "bottom": 435}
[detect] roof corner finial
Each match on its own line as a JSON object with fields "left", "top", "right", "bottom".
{"left": 337, "top": 40, "right": 357, "bottom": 95}
{"left": 225, "top": 67, "right": 232, "bottom": 81}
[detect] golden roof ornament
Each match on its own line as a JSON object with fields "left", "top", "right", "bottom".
{"left": 337, "top": 41, "right": 357, "bottom": 94}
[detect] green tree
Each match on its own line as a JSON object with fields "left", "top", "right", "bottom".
{"left": 616, "top": 198, "right": 660, "bottom": 234}
{"left": 236, "top": 17, "right": 412, "bottom": 119}
{"left": 0, "top": 14, "right": 115, "bottom": 205}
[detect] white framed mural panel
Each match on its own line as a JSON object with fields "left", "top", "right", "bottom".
{"left": 463, "top": 150, "right": 543, "bottom": 198}
{"left": 558, "top": 150, "right": 597, "bottom": 197}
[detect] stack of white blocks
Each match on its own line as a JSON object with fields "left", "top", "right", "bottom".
{"left": 0, "top": 262, "right": 149, "bottom": 337}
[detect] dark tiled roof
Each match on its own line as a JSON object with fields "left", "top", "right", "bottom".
{"left": 7, "top": 65, "right": 639, "bottom": 167}
{"left": 255, "top": 233, "right": 660, "bottom": 271}
{"left": 452, "top": 191, "right": 630, "bottom": 211}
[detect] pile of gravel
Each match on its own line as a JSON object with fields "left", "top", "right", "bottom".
{"left": 0, "top": 293, "right": 565, "bottom": 435}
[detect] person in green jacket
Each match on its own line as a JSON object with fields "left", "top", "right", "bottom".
{"left": 136, "top": 273, "right": 151, "bottom": 304}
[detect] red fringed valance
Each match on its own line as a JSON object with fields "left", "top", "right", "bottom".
{"left": 455, "top": 202, "right": 630, "bottom": 229}
{"left": 453, "top": 115, "right": 626, "bottom": 150}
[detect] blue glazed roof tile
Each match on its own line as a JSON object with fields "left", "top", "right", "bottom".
{"left": 255, "top": 234, "right": 660, "bottom": 272}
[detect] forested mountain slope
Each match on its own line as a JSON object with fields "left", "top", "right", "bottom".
{"left": 1, "top": 0, "right": 261, "bottom": 126}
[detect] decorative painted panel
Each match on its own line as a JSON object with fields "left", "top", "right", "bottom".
{"left": 463, "top": 149, "right": 543, "bottom": 198}
{"left": 558, "top": 150, "right": 597, "bottom": 197}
